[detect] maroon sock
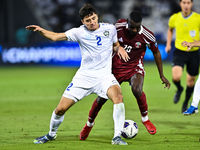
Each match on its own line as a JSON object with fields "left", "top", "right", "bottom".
{"left": 88, "top": 99, "right": 103, "bottom": 123}
{"left": 136, "top": 92, "right": 148, "bottom": 117}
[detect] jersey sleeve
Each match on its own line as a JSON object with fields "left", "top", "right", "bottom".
{"left": 65, "top": 28, "right": 79, "bottom": 42}
{"left": 142, "top": 26, "right": 159, "bottom": 52}
{"left": 168, "top": 13, "right": 176, "bottom": 29}
{"left": 198, "top": 14, "right": 200, "bottom": 30}
{"left": 146, "top": 31, "right": 158, "bottom": 52}
{"left": 112, "top": 25, "right": 118, "bottom": 43}
{"left": 148, "top": 41, "right": 159, "bottom": 52}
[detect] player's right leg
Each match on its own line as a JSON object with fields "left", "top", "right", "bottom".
{"left": 79, "top": 97, "right": 107, "bottom": 140}
{"left": 130, "top": 74, "right": 156, "bottom": 135}
{"left": 172, "top": 66, "right": 184, "bottom": 104}
{"left": 34, "top": 96, "right": 75, "bottom": 144}
{"left": 136, "top": 92, "right": 156, "bottom": 135}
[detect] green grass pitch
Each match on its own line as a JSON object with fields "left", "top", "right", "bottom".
{"left": 0, "top": 63, "right": 200, "bottom": 150}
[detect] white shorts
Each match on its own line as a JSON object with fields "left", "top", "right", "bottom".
{"left": 62, "top": 73, "right": 120, "bottom": 102}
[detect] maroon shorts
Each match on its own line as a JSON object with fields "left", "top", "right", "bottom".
{"left": 112, "top": 65, "right": 145, "bottom": 84}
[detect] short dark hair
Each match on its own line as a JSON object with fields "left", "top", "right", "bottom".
{"left": 129, "top": 11, "right": 142, "bottom": 23}
{"left": 179, "top": 0, "right": 193, "bottom": 2}
{"left": 79, "top": 3, "right": 97, "bottom": 20}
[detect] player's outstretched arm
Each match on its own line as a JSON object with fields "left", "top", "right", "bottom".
{"left": 25, "top": 25, "right": 67, "bottom": 41}
{"left": 181, "top": 40, "right": 200, "bottom": 51}
{"left": 113, "top": 41, "right": 130, "bottom": 62}
{"left": 153, "top": 50, "right": 171, "bottom": 89}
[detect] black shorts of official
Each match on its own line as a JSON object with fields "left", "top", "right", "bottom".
{"left": 172, "top": 48, "right": 199, "bottom": 76}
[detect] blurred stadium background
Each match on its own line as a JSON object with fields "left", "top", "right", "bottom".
{"left": 1, "top": 0, "right": 200, "bottom": 67}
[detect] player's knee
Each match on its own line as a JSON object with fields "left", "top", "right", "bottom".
{"left": 187, "top": 76, "right": 196, "bottom": 86}
{"left": 119, "top": 93, "right": 123, "bottom": 101}
{"left": 187, "top": 81, "right": 195, "bottom": 87}
{"left": 132, "top": 86, "right": 142, "bottom": 98}
{"left": 173, "top": 77, "right": 180, "bottom": 82}
{"left": 117, "top": 93, "right": 123, "bottom": 103}
{"left": 55, "top": 107, "right": 66, "bottom": 116}
{"left": 112, "top": 93, "right": 123, "bottom": 104}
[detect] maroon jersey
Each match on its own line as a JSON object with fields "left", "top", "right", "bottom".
{"left": 112, "top": 19, "right": 158, "bottom": 84}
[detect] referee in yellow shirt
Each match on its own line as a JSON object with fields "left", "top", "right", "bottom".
{"left": 166, "top": 0, "right": 200, "bottom": 113}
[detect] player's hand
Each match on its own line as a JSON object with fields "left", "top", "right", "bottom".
{"left": 117, "top": 47, "right": 130, "bottom": 62}
{"left": 25, "top": 25, "right": 43, "bottom": 32}
{"left": 181, "top": 41, "right": 192, "bottom": 51}
{"left": 161, "top": 76, "right": 170, "bottom": 89}
{"left": 165, "top": 45, "right": 171, "bottom": 53}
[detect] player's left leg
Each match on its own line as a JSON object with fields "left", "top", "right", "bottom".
{"left": 172, "top": 66, "right": 184, "bottom": 104}
{"left": 79, "top": 97, "right": 107, "bottom": 140}
{"left": 129, "top": 74, "right": 156, "bottom": 135}
{"left": 107, "top": 84, "right": 127, "bottom": 145}
{"left": 182, "top": 74, "right": 196, "bottom": 113}
{"left": 81, "top": 74, "right": 127, "bottom": 145}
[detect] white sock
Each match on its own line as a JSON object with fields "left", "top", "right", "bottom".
{"left": 113, "top": 103, "right": 125, "bottom": 138}
{"left": 191, "top": 75, "right": 200, "bottom": 108}
{"left": 87, "top": 121, "right": 94, "bottom": 127}
{"left": 49, "top": 110, "right": 65, "bottom": 137}
{"left": 142, "top": 115, "right": 149, "bottom": 122}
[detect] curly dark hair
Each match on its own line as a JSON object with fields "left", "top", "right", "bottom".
{"left": 79, "top": 3, "right": 97, "bottom": 20}
{"left": 129, "top": 11, "right": 142, "bottom": 23}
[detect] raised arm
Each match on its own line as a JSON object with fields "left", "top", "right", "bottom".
{"left": 165, "top": 28, "right": 174, "bottom": 53}
{"left": 25, "top": 25, "right": 67, "bottom": 41}
{"left": 153, "top": 50, "right": 171, "bottom": 89}
{"left": 113, "top": 41, "right": 130, "bottom": 62}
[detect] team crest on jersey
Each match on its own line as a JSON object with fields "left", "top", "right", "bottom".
{"left": 103, "top": 31, "right": 109, "bottom": 37}
{"left": 135, "top": 42, "right": 142, "bottom": 48}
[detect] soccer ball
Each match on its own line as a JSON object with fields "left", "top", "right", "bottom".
{"left": 121, "top": 120, "right": 138, "bottom": 139}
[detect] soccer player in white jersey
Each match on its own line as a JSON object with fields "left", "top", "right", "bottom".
{"left": 26, "top": 3, "right": 130, "bottom": 145}
{"left": 182, "top": 40, "right": 200, "bottom": 115}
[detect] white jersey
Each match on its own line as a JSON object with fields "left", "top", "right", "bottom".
{"left": 65, "top": 23, "right": 118, "bottom": 77}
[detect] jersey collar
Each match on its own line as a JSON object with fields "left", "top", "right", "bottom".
{"left": 182, "top": 12, "right": 193, "bottom": 19}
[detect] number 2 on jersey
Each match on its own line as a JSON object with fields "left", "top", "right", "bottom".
{"left": 66, "top": 83, "right": 73, "bottom": 91}
{"left": 96, "top": 37, "right": 102, "bottom": 46}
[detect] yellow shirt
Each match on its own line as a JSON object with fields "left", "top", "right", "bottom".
{"left": 169, "top": 12, "right": 200, "bottom": 51}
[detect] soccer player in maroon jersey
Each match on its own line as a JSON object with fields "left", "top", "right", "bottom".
{"left": 79, "top": 11, "right": 171, "bottom": 140}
